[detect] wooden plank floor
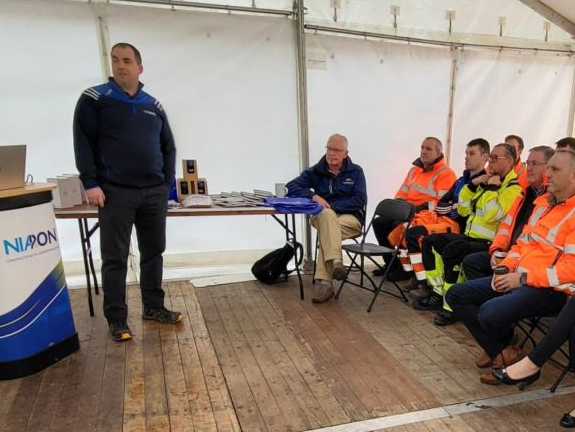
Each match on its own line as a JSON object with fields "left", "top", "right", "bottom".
{"left": 0, "top": 275, "right": 572, "bottom": 432}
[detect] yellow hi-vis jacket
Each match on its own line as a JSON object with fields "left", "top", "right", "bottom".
{"left": 457, "top": 169, "right": 523, "bottom": 241}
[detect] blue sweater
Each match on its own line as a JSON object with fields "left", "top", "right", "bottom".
{"left": 73, "top": 78, "right": 176, "bottom": 190}
{"left": 286, "top": 156, "right": 367, "bottom": 222}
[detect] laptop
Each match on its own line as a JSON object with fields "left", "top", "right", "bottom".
{"left": 0, "top": 145, "right": 26, "bottom": 190}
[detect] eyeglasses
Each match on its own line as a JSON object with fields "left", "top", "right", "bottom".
{"left": 326, "top": 146, "right": 345, "bottom": 153}
{"left": 488, "top": 155, "right": 509, "bottom": 162}
{"left": 525, "top": 161, "right": 546, "bottom": 167}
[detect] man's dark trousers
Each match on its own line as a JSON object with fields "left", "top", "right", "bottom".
{"left": 446, "top": 277, "right": 567, "bottom": 358}
{"left": 462, "top": 251, "right": 493, "bottom": 281}
{"left": 99, "top": 183, "right": 168, "bottom": 321}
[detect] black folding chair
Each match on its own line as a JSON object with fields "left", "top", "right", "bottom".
{"left": 335, "top": 199, "right": 415, "bottom": 312}
{"left": 516, "top": 315, "right": 573, "bottom": 392}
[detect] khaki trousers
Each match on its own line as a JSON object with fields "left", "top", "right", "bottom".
{"left": 311, "top": 209, "right": 362, "bottom": 281}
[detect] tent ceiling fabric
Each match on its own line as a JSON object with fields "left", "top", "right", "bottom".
{"left": 542, "top": 0, "right": 575, "bottom": 25}
{"left": 103, "top": 0, "right": 575, "bottom": 48}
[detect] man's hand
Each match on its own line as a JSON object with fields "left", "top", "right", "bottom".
{"left": 472, "top": 174, "right": 490, "bottom": 186}
{"left": 490, "top": 253, "right": 502, "bottom": 268}
{"left": 487, "top": 175, "right": 502, "bottom": 187}
{"left": 86, "top": 187, "right": 105, "bottom": 207}
{"left": 313, "top": 194, "right": 330, "bottom": 209}
{"left": 491, "top": 273, "right": 521, "bottom": 292}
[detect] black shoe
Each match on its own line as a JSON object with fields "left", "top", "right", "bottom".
{"left": 492, "top": 367, "right": 540, "bottom": 390}
{"left": 109, "top": 320, "right": 133, "bottom": 342}
{"left": 412, "top": 293, "right": 442, "bottom": 311}
{"left": 143, "top": 306, "right": 183, "bottom": 324}
{"left": 560, "top": 413, "right": 575, "bottom": 428}
{"left": 433, "top": 309, "right": 457, "bottom": 326}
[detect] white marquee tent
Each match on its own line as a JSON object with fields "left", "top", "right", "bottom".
{"left": 1, "top": 0, "right": 574, "bottom": 284}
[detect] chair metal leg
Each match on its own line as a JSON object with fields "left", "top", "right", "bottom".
{"left": 550, "top": 366, "right": 572, "bottom": 393}
{"left": 312, "top": 234, "right": 318, "bottom": 284}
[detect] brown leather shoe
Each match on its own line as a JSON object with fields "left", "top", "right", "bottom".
{"left": 332, "top": 262, "right": 347, "bottom": 281}
{"left": 480, "top": 371, "right": 500, "bottom": 385}
{"left": 492, "top": 345, "right": 525, "bottom": 369}
{"left": 312, "top": 290, "right": 334, "bottom": 304}
{"left": 476, "top": 350, "right": 493, "bottom": 368}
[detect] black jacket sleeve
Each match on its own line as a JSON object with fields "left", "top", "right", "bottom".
{"left": 73, "top": 93, "right": 99, "bottom": 190}
{"left": 159, "top": 108, "right": 176, "bottom": 188}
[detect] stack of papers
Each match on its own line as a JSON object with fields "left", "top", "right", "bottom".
{"left": 210, "top": 190, "right": 273, "bottom": 207}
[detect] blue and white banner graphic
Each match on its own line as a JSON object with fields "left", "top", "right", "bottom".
{"left": 0, "top": 202, "right": 76, "bottom": 362}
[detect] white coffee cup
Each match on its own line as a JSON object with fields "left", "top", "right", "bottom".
{"left": 275, "top": 183, "right": 288, "bottom": 198}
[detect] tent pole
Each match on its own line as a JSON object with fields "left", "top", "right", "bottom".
{"left": 445, "top": 48, "right": 459, "bottom": 166}
{"left": 294, "top": 0, "right": 313, "bottom": 272}
{"left": 567, "top": 60, "right": 575, "bottom": 137}
{"left": 94, "top": 12, "right": 111, "bottom": 80}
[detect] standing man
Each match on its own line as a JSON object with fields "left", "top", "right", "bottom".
{"left": 74, "top": 43, "right": 181, "bottom": 342}
{"left": 287, "top": 134, "right": 367, "bottom": 304}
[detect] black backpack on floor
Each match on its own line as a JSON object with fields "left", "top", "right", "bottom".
{"left": 251, "top": 241, "right": 303, "bottom": 284}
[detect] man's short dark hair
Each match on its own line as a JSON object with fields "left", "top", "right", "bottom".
{"left": 529, "top": 145, "right": 555, "bottom": 163}
{"left": 555, "top": 137, "right": 575, "bottom": 151}
{"left": 467, "top": 138, "right": 490, "bottom": 155}
{"left": 111, "top": 42, "right": 142, "bottom": 65}
{"left": 505, "top": 134, "right": 524, "bottom": 152}
{"left": 494, "top": 143, "right": 517, "bottom": 162}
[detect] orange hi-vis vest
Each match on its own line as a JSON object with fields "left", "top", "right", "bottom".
{"left": 395, "top": 157, "right": 457, "bottom": 206}
{"left": 489, "top": 193, "right": 524, "bottom": 254}
{"left": 515, "top": 160, "right": 528, "bottom": 190}
{"left": 502, "top": 192, "right": 575, "bottom": 293}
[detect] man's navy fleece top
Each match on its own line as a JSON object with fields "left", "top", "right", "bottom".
{"left": 286, "top": 155, "right": 367, "bottom": 223}
{"left": 73, "top": 78, "right": 176, "bottom": 190}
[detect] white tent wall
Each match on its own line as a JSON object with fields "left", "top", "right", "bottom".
{"left": 1, "top": 0, "right": 575, "bottom": 277}
{"left": 306, "top": 34, "right": 453, "bottom": 241}
{"left": 450, "top": 49, "right": 575, "bottom": 174}
{"left": 0, "top": 1, "right": 103, "bottom": 262}
{"left": 103, "top": 5, "right": 300, "bottom": 259}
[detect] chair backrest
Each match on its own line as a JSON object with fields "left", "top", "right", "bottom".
{"left": 361, "top": 199, "right": 415, "bottom": 245}
{"left": 374, "top": 199, "right": 415, "bottom": 222}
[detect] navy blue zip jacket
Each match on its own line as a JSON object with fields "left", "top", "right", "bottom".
{"left": 286, "top": 156, "right": 367, "bottom": 223}
{"left": 73, "top": 78, "right": 176, "bottom": 190}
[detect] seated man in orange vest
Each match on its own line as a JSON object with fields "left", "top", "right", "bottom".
{"left": 398, "top": 138, "right": 490, "bottom": 294}
{"left": 372, "top": 136, "right": 457, "bottom": 279}
{"left": 505, "top": 134, "right": 528, "bottom": 190}
{"left": 461, "top": 146, "right": 554, "bottom": 281}
{"left": 447, "top": 150, "right": 575, "bottom": 384}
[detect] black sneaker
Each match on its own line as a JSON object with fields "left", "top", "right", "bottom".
{"left": 412, "top": 293, "right": 442, "bottom": 311}
{"left": 434, "top": 309, "right": 458, "bottom": 326}
{"left": 109, "top": 320, "right": 133, "bottom": 342}
{"left": 143, "top": 306, "right": 183, "bottom": 324}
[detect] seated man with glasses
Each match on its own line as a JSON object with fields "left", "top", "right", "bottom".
{"left": 286, "top": 134, "right": 367, "bottom": 303}
{"left": 413, "top": 143, "right": 523, "bottom": 326}
{"left": 372, "top": 136, "right": 457, "bottom": 280}
{"left": 461, "top": 146, "right": 554, "bottom": 282}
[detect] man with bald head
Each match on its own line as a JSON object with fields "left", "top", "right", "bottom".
{"left": 447, "top": 149, "right": 575, "bottom": 383}
{"left": 372, "top": 136, "right": 457, "bottom": 279}
{"left": 287, "top": 134, "right": 367, "bottom": 303}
